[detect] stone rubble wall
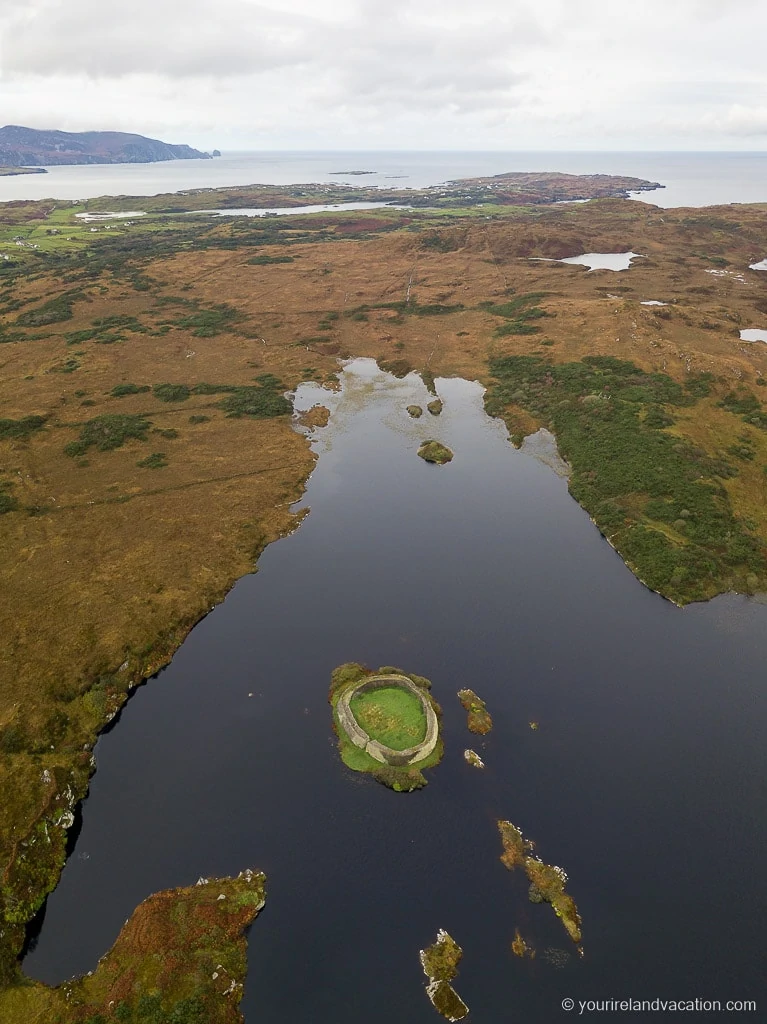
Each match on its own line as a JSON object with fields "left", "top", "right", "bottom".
{"left": 336, "top": 674, "right": 439, "bottom": 767}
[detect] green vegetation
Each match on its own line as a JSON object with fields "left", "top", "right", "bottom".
{"left": 65, "top": 414, "right": 152, "bottom": 456}
{"left": 111, "top": 383, "right": 150, "bottom": 398}
{"left": 719, "top": 388, "right": 767, "bottom": 430}
{"left": 486, "top": 355, "right": 767, "bottom": 603}
{"left": 418, "top": 440, "right": 453, "bottom": 465}
{"left": 0, "top": 483, "right": 18, "bottom": 515}
{"left": 329, "top": 663, "right": 443, "bottom": 792}
{"left": 481, "top": 292, "right": 550, "bottom": 336}
{"left": 66, "top": 315, "right": 148, "bottom": 346}
{"left": 170, "top": 302, "right": 246, "bottom": 337}
{"left": 16, "top": 290, "right": 83, "bottom": 327}
{"left": 154, "top": 383, "right": 191, "bottom": 403}
{"left": 407, "top": 404, "right": 423, "bottom": 418}
{"left": 350, "top": 687, "right": 427, "bottom": 750}
{"left": 218, "top": 382, "right": 291, "bottom": 418}
{"left": 0, "top": 415, "right": 46, "bottom": 441}
{"left": 427, "top": 399, "right": 443, "bottom": 416}
{"left": 137, "top": 452, "right": 168, "bottom": 469}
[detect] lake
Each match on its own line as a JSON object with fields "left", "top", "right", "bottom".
{"left": 24, "top": 360, "right": 767, "bottom": 1022}
{"left": 2, "top": 150, "right": 767, "bottom": 207}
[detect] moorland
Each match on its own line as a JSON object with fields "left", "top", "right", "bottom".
{"left": 1, "top": 173, "right": 766, "bottom": 1020}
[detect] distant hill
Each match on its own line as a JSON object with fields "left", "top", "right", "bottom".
{"left": 0, "top": 126, "right": 212, "bottom": 166}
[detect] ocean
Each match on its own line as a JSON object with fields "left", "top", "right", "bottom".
{"left": 1, "top": 150, "right": 767, "bottom": 207}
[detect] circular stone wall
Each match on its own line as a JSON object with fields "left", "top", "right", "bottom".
{"left": 336, "top": 674, "right": 439, "bottom": 767}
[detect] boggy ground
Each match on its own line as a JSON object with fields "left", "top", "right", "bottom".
{"left": 1, "top": 187, "right": 767, "bottom": 1012}
{"left": 0, "top": 870, "right": 265, "bottom": 1023}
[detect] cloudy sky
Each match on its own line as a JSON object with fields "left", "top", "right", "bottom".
{"left": 0, "top": 0, "right": 765, "bottom": 150}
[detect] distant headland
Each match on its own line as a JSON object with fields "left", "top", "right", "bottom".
{"left": 0, "top": 125, "right": 213, "bottom": 167}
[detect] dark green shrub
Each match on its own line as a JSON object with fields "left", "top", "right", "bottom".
{"left": 0, "top": 415, "right": 46, "bottom": 440}
{"left": 218, "top": 385, "right": 291, "bottom": 418}
{"left": 486, "top": 354, "right": 767, "bottom": 602}
{"left": 137, "top": 452, "right": 167, "bottom": 469}
{"left": 111, "top": 383, "right": 150, "bottom": 398}
{"left": 248, "top": 254, "right": 295, "bottom": 265}
{"left": 16, "top": 290, "right": 83, "bottom": 327}
{"left": 154, "top": 383, "right": 191, "bottom": 403}
{"left": 65, "top": 414, "right": 152, "bottom": 456}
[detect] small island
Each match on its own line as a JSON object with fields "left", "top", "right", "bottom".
{"left": 457, "top": 689, "right": 493, "bottom": 734}
{"left": 407, "top": 404, "right": 424, "bottom": 418}
{"left": 498, "top": 820, "right": 582, "bottom": 945}
{"left": 463, "top": 748, "right": 485, "bottom": 769}
{"left": 418, "top": 440, "right": 453, "bottom": 464}
{"left": 329, "top": 663, "right": 444, "bottom": 790}
{"left": 420, "top": 929, "right": 469, "bottom": 1021}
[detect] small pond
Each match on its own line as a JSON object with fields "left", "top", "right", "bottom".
{"left": 739, "top": 329, "right": 767, "bottom": 344}
{"left": 531, "top": 252, "right": 644, "bottom": 272}
{"left": 749, "top": 258, "right": 767, "bottom": 271}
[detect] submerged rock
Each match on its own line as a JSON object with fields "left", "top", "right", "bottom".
{"left": 420, "top": 929, "right": 470, "bottom": 1021}
{"left": 418, "top": 440, "right": 453, "bottom": 464}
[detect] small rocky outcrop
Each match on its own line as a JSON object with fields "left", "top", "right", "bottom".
{"left": 418, "top": 440, "right": 453, "bottom": 464}
{"left": 427, "top": 399, "right": 443, "bottom": 416}
{"left": 457, "top": 689, "right": 492, "bottom": 734}
{"left": 420, "top": 929, "right": 469, "bottom": 1021}
{"left": 498, "top": 820, "right": 583, "bottom": 945}
{"left": 407, "top": 404, "right": 424, "bottom": 418}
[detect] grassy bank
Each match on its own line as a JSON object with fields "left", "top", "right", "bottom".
{"left": 0, "top": 870, "right": 266, "bottom": 1024}
{"left": 485, "top": 355, "right": 767, "bottom": 604}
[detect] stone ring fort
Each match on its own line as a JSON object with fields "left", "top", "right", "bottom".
{"left": 335, "top": 673, "right": 440, "bottom": 767}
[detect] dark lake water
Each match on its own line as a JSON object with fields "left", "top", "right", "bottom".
{"left": 24, "top": 360, "right": 767, "bottom": 1021}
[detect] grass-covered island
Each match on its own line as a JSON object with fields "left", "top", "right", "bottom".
{"left": 417, "top": 440, "right": 454, "bottom": 464}
{"left": 329, "top": 663, "right": 444, "bottom": 790}
{"left": 420, "top": 929, "right": 469, "bottom": 1021}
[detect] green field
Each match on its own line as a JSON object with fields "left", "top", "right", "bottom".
{"left": 350, "top": 686, "right": 427, "bottom": 750}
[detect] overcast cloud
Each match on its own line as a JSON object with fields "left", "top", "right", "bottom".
{"left": 0, "top": 0, "right": 765, "bottom": 149}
